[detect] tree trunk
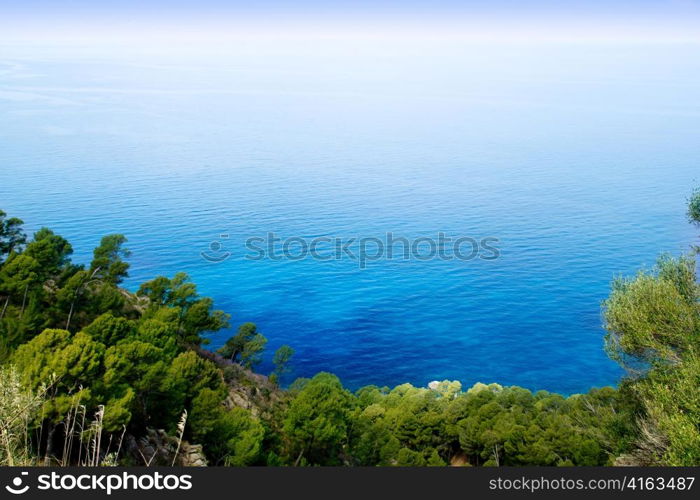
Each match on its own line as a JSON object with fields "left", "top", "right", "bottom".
{"left": 0, "top": 296, "right": 9, "bottom": 319}
{"left": 44, "top": 424, "right": 57, "bottom": 466}
{"left": 65, "top": 300, "right": 75, "bottom": 331}
{"left": 293, "top": 448, "right": 305, "bottom": 467}
{"left": 20, "top": 284, "right": 28, "bottom": 318}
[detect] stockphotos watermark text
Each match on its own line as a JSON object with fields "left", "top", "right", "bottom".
{"left": 200, "top": 232, "right": 500, "bottom": 268}
{"left": 3, "top": 470, "right": 192, "bottom": 495}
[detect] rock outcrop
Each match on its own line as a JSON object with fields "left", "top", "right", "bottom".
{"left": 124, "top": 428, "right": 208, "bottom": 467}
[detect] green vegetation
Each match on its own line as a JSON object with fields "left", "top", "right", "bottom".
{"left": 270, "top": 345, "right": 294, "bottom": 385}
{"left": 1, "top": 190, "right": 699, "bottom": 466}
{"left": 603, "top": 255, "right": 700, "bottom": 465}
{"left": 688, "top": 188, "right": 700, "bottom": 228}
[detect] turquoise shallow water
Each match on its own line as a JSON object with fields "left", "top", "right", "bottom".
{"left": 1, "top": 42, "right": 698, "bottom": 392}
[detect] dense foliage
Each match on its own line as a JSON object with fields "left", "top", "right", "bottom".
{"left": 0, "top": 191, "right": 699, "bottom": 466}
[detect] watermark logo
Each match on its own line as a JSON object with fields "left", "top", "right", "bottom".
{"left": 200, "top": 233, "right": 231, "bottom": 263}
{"left": 202, "top": 232, "right": 500, "bottom": 269}
{"left": 5, "top": 472, "right": 29, "bottom": 495}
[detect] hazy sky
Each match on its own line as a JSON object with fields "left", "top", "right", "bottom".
{"left": 2, "top": 0, "right": 700, "bottom": 43}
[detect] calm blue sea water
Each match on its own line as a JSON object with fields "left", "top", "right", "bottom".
{"left": 1, "top": 41, "right": 698, "bottom": 393}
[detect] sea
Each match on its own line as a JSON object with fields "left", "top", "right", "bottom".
{"left": 1, "top": 40, "right": 698, "bottom": 393}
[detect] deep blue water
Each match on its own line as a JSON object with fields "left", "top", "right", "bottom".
{"left": 1, "top": 42, "right": 698, "bottom": 393}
